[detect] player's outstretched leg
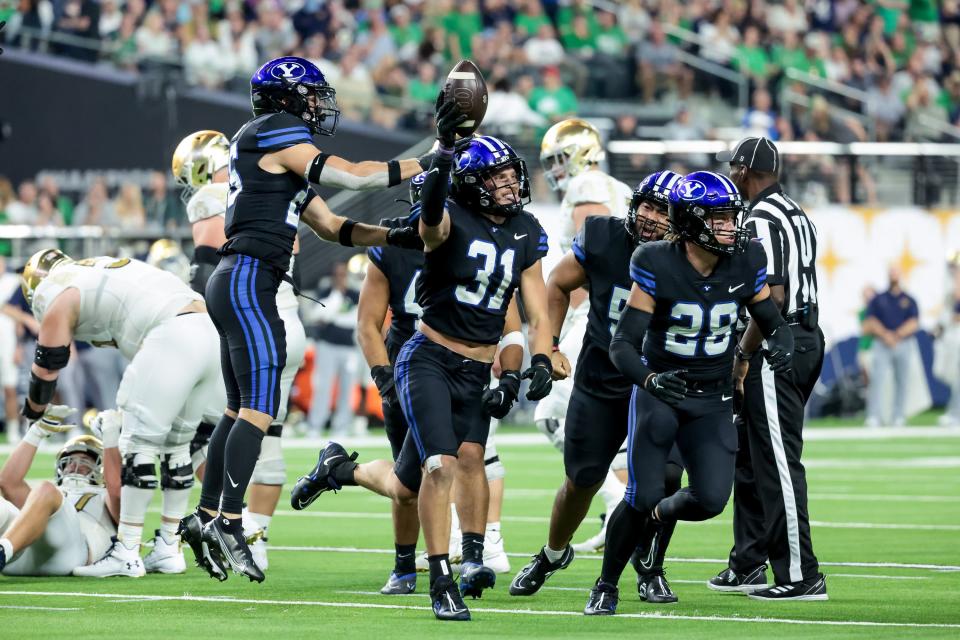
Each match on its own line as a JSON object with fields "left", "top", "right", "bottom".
{"left": 290, "top": 442, "right": 359, "bottom": 509}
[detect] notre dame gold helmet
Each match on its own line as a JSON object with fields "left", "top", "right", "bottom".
{"left": 171, "top": 130, "right": 230, "bottom": 192}
{"left": 540, "top": 118, "right": 604, "bottom": 192}
{"left": 146, "top": 239, "right": 191, "bottom": 283}
{"left": 21, "top": 248, "right": 72, "bottom": 306}
{"left": 56, "top": 434, "right": 104, "bottom": 488}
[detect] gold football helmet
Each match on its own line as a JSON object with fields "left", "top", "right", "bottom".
{"left": 171, "top": 130, "right": 230, "bottom": 192}
{"left": 21, "top": 248, "right": 72, "bottom": 306}
{"left": 56, "top": 434, "right": 104, "bottom": 488}
{"left": 540, "top": 118, "right": 605, "bottom": 192}
{"left": 146, "top": 239, "right": 191, "bottom": 284}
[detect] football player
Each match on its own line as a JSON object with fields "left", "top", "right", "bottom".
{"left": 0, "top": 408, "right": 118, "bottom": 576}
{"left": 537, "top": 118, "right": 634, "bottom": 552}
{"left": 19, "top": 250, "right": 225, "bottom": 578}
{"left": 582, "top": 171, "right": 794, "bottom": 615}
{"left": 510, "top": 171, "right": 685, "bottom": 604}
{"left": 180, "top": 55, "right": 424, "bottom": 584}
{"left": 171, "top": 130, "right": 306, "bottom": 572}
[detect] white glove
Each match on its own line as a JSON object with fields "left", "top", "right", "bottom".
{"left": 23, "top": 405, "right": 77, "bottom": 446}
{"left": 89, "top": 409, "right": 122, "bottom": 449}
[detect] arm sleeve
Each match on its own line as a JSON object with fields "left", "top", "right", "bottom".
{"left": 247, "top": 114, "right": 314, "bottom": 152}
{"left": 628, "top": 244, "right": 657, "bottom": 298}
{"left": 745, "top": 214, "right": 785, "bottom": 286}
{"left": 746, "top": 238, "right": 769, "bottom": 296}
{"left": 523, "top": 218, "right": 550, "bottom": 269}
{"left": 609, "top": 306, "right": 655, "bottom": 387}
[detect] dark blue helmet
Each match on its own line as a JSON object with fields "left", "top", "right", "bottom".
{"left": 668, "top": 170, "right": 749, "bottom": 255}
{"left": 408, "top": 170, "right": 452, "bottom": 205}
{"left": 627, "top": 170, "right": 682, "bottom": 243}
{"left": 251, "top": 56, "right": 340, "bottom": 137}
{"left": 451, "top": 136, "right": 531, "bottom": 218}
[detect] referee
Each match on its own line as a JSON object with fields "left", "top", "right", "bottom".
{"left": 709, "top": 137, "right": 828, "bottom": 601}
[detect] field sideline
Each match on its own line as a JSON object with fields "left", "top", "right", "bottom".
{"left": 2, "top": 425, "right": 959, "bottom": 639}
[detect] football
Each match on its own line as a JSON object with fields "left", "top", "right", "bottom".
{"left": 443, "top": 59, "right": 488, "bottom": 136}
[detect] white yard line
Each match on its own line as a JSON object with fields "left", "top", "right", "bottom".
{"left": 505, "top": 489, "right": 960, "bottom": 503}
{"left": 0, "top": 605, "right": 82, "bottom": 611}
{"left": 1, "top": 590, "right": 957, "bottom": 629}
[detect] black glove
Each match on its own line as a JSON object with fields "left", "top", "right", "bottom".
{"left": 386, "top": 226, "right": 424, "bottom": 250}
{"left": 763, "top": 346, "right": 793, "bottom": 374}
{"left": 418, "top": 131, "right": 476, "bottom": 171}
{"left": 522, "top": 354, "right": 553, "bottom": 401}
{"left": 434, "top": 91, "right": 467, "bottom": 148}
{"left": 482, "top": 370, "right": 521, "bottom": 419}
{"left": 643, "top": 369, "right": 687, "bottom": 406}
{"left": 372, "top": 364, "right": 400, "bottom": 413}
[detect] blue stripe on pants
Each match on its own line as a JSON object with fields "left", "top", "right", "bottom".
{"left": 246, "top": 258, "right": 279, "bottom": 415}
{"left": 624, "top": 384, "right": 639, "bottom": 508}
{"left": 394, "top": 333, "right": 426, "bottom": 460}
{"left": 230, "top": 256, "right": 260, "bottom": 410}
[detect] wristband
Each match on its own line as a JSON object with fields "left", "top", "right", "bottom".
{"left": 338, "top": 219, "right": 356, "bottom": 247}
{"left": 21, "top": 398, "right": 44, "bottom": 421}
{"left": 530, "top": 353, "right": 553, "bottom": 372}
{"left": 23, "top": 424, "right": 46, "bottom": 447}
{"left": 735, "top": 344, "right": 754, "bottom": 362}
{"left": 387, "top": 160, "right": 401, "bottom": 187}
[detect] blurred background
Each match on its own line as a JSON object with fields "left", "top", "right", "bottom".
{"left": 1, "top": 0, "right": 960, "bottom": 435}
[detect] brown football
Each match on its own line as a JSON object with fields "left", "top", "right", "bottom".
{"left": 443, "top": 59, "right": 488, "bottom": 136}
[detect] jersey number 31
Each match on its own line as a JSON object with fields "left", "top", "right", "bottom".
{"left": 455, "top": 240, "right": 515, "bottom": 311}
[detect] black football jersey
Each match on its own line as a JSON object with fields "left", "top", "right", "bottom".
{"left": 419, "top": 200, "right": 548, "bottom": 345}
{"left": 570, "top": 216, "right": 635, "bottom": 398}
{"left": 223, "top": 112, "right": 317, "bottom": 269}
{"left": 629, "top": 239, "right": 767, "bottom": 381}
{"left": 368, "top": 213, "right": 424, "bottom": 353}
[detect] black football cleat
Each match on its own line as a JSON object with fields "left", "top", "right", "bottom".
{"left": 177, "top": 512, "right": 227, "bottom": 582}
{"left": 380, "top": 571, "right": 417, "bottom": 595}
{"left": 748, "top": 573, "right": 829, "bottom": 601}
{"left": 638, "top": 571, "right": 678, "bottom": 604}
{"left": 459, "top": 562, "right": 496, "bottom": 599}
{"left": 509, "top": 546, "right": 574, "bottom": 596}
{"left": 203, "top": 516, "right": 264, "bottom": 583}
{"left": 431, "top": 576, "right": 471, "bottom": 621}
{"left": 290, "top": 442, "right": 358, "bottom": 510}
{"left": 584, "top": 580, "right": 619, "bottom": 615}
{"left": 707, "top": 564, "right": 769, "bottom": 594}
{"left": 0, "top": 543, "right": 6, "bottom": 571}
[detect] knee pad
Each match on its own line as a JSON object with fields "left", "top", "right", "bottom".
{"left": 484, "top": 454, "right": 505, "bottom": 482}
{"left": 251, "top": 432, "right": 286, "bottom": 485}
{"left": 160, "top": 446, "right": 194, "bottom": 490}
{"left": 189, "top": 420, "right": 215, "bottom": 469}
{"left": 122, "top": 452, "right": 158, "bottom": 490}
{"left": 664, "top": 462, "right": 683, "bottom": 496}
{"left": 535, "top": 418, "right": 565, "bottom": 451}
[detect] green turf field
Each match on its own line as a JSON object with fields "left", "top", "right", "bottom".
{"left": 2, "top": 429, "right": 959, "bottom": 639}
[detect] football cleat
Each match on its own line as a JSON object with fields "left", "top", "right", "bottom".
{"left": 637, "top": 571, "right": 678, "bottom": 604}
{"left": 431, "top": 576, "right": 471, "bottom": 621}
{"left": 177, "top": 512, "right": 227, "bottom": 581}
{"left": 509, "top": 545, "right": 574, "bottom": 596}
{"left": 247, "top": 528, "right": 268, "bottom": 572}
{"left": 483, "top": 530, "right": 511, "bottom": 574}
{"left": 143, "top": 529, "right": 186, "bottom": 574}
{"left": 72, "top": 537, "right": 145, "bottom": 578}
{"left": 290, "top": 442, "right": 358, "bottom": 510}
{"left": 0, "top": 544, "right": 5, "bottom": 571}
{"left": 381, "top": 571, "right": 417, "bottom": 595}
{"left": 748, "top": 574, "right": 829, "bottom": 601}
{"left": 707, "top": 564, "right": 769, "bottom": 594}
{"left": 572, "top": 514, "right": 607, "bottom": 553}
{"left": 459, "top": 562, "right": 496, "bottom": 599}
{"left": 584, "top": 580, "right": 619, "bottom": 615}
{"left": 203, "top": 517, "right": 265, "bottom": 583}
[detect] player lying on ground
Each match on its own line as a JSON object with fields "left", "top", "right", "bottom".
{"left": 0, "top": 407, "right": 119, "bottom": 577}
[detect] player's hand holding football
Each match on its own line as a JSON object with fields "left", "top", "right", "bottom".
{"left": 644, "top": 370, "right": 687, "bottom": 406}
{"left": 483, "top": 370, "right": 521, "bottom": 419}
{"left": 522, "top": 354, "right": 553, "bottom": 400}
{"left": 434, "top": 91, "right": 468, "bottom": 148}
{"left": 550, "top": 351, "right": 571, "bottom": 381}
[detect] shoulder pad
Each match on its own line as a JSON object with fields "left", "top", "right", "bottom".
{"left": 250, "top": 113, "right": 314, "bottom": 152}
{"left": 187, "top": 183, "right": 229, "bottom": 223}
{"left": 564, "top": 171, "right": 614, "bottom": 207}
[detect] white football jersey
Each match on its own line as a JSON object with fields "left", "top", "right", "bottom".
{"left": 277, "top": 255, "right": 298, "bottom": 312}
{"left": 32, "top": 258, "right": 202, "bottom": 360}
{"left": 558, "top": 170, "right": 632, "bottom": 253}
{"left": 186, "top": 183, "right": 230, "bottom": 223}
{"left": 64, "top": 485, "right": 115, "bottom": 560}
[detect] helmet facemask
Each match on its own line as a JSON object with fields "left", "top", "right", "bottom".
{"left": 670, "top": 202, "right": 749, "bottom": 256}
{"left": 460, "top": 159, "right": 531, "bottom": 218}
{"left": 626, "top": 194, "right": 670, "bottom": 244}
{"left": 254, "top": 80, "right": 340, "bottom": 137}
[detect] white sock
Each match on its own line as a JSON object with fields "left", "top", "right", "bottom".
{"left": 160, "top": 487, "right": 191, "bottom": 543}
{"left": 0, "top": 537, "right": 13, "bottom": 559}
{"left": 119, "top": 483, "right": 156, "bottom": 549}
{"left": 597, "top": 469, "right": 626, "bottom": 515}
{"left": 485, "top": 521, "right": 501, "bottom": 537}
{"left": 543, "top": 545, "right": 566, "bottom": 563}
{"left": 249, "top": 511, "right": 272, "bottom": 531}
{"left": 117, "top": 522, "right": 144, "bottom": 550}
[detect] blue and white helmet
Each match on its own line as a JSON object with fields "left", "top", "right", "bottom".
{"left": 408, "top": 169, "right": 451, "bottom": 205}
{"left": 451, "top": 135, "right": 531, "bottom": 217}
{"left": 251, "top": 56, "right": 340, "bottom": 136}
{"left": 626, "top": 170, "right": 682, "bottom": 243}
{"left": 668, "top": 170, "right": 749, "bottom": 255}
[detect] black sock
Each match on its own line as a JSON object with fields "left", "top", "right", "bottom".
{"left": 461, "top": 532, "right": 484, "bottom": 565}
{"left": 220, "top": 419, "right": 265, "bottom": 514}
{"left": 197, "top": 508, "right": 214, "bottom": 525}
{"left": 428, "top": 554, "right": 452, "bottom": 587}
{"left": 395, "top": 544, "right": 417, "bottom": 575}
{"left": 599, "top": 500, "right": 647, "bottom": 586}
{"left": 217, "top": 513, "right": 242, "bottom": 533}
{"left": 331, "top": 456, "right": 359, "bottom": 487}
{"left": 198, "top": 414, "right": 236, "bottom": 511}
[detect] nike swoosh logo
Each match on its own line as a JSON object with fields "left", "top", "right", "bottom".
{"left": 728, "top": 283, "right": 745, "bottom": 292}
{"left": 322, "top": 454, "right": 343, "bottom": 468}
{"left": 639, "top": 531, "right": 657, "bottom": 570}
{"left": 226, "top": 472, "right": 239, "bottom": 488}
{"left": 514, "top": 233, "right": 527, "bottom": 239}
{"left": 722, "top": 394, "right": 733, "bottom": 401}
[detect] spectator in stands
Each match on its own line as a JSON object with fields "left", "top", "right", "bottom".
{"left": 529, "top": 66, "right": 578, "bottom": 125}
{"left": 98, "top": 0, "right": 123, "bottom": 40}
{"left": 301, "top": 34, "right": 340, "bottom": 87}
{"left": 135, "top": 10, "right": 176, "bottom": 64}
{"left": 444, "top": 0, "right": 482, "bottom": 60}
{"left": 664, "top": 103, "right": 709, "bottom": 169}
{"left": 34, "top": 192, "right": 64, "bottom": 227}
{"left": 114, "top": 183, "right": 147, "bottom": 231}
{"left": 732, "top": 25, "right": 772, "bottom": 85}
{"left": 698, "top": 10, "right": 739, "bottom": 66}
{"left": 143, "top": 170, "right": 182, "bottom": 230}
{"left": 5, "top": 181, "right": 38, "bottom": 225}
{"left": 767, "top": 0, "right": 808, "bottom": 34}
{"left": 803, "top": 94, "right": 877, "bottom": 204}
{"left": 407, "top": 61, "right": 440, "bottom": 105}
{"left": 484, "top": 77, "right": 547, "bottom": 136}
{"left": 357, "top": 10, "right": 397, "bottom": 71}
{"left": 867, "top": 74, "right": 907, "bottom": 141}
{"left": 905, "top": 78, "right": 950, "bottom": 141}
{"left": 863, "top": 267, "right": 920, "bottom": 428}
{"left": 184, "top": 22, "right": 229, "bottom": 89}
{"left": 389, "top": 4, "right": 422, "bottom": 61}
{"left": 53, "top": 0, "right": 100, "bottom": 62}
{"left": 515, "top": 0, "right": 551, "bottom": 40}
{"left": 112, "top": 12, "right": 139, "bottom": 72}
{"left": 335, "top": 46, "right": 376, "bottom": 121}
{"left": 618, "top": 0, "right": 651, "bottom": 37}
{"left": 636, "top": 22, "right": 681, "bottom": 103}
{"left": 73, "top": 179, "right": 117, "bottom": 228}
{"left": 255, "top": 2, "right": 297, "bottom": 62}
{"left": 523, "top": 22, "right": 565, "bottom": 68}
{"left": 218, "top": 5, "right": 260, "bottom": 88}
{"left": 742, "top": 87, "right": 781, "bottom": 140}
{"left": 38, "top": 176, "right": 73, "bottom": 226}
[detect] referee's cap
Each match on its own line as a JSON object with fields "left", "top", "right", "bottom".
{"left": 716, "top": 136, "right": 779, "bottom": 174}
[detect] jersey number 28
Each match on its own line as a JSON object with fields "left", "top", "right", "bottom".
{"left": 665, "top": 301, "right": 739, "bottom": 357}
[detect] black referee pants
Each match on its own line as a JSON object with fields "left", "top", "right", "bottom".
{"left": 729, "top": 326, "right": 824, "bottom": 585}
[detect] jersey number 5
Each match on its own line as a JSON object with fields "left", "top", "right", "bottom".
{"left": 665, "top": 301, "right": 739, "bottom": 357}
{"left": 455, "top": 240, "right": 515, "bottom": 311}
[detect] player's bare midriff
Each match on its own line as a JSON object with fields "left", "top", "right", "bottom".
{"left": 420, "top": 322, "right": 497, "bottom": 363}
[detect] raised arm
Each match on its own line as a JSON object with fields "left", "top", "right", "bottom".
{"left": 299, "top": 194, "right": 421, "bottom": 249}
{"left": 23, "top": 290, "right": 79, "bottom": 420}
{"left": 263, "top": 143, "right": 425, "bottom": 191}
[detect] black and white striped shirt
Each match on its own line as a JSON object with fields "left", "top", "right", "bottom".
{"left": 745, "top": 183, "right": 818, "bottom": 316}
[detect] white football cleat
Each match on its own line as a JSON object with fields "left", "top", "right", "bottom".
{"left": 415, "top": 551, "right": 429, "bottom": 573}
{"left": 248, "top": 529, "right": 268, "bottom": 572}
{"left": 73, "top": 537, "right": 145, "bottom": 577}
{"left": 572, "top": 517, "right": 607, "bottom": 553}
{"left": 483, "top": 530, "right": 510, "bottom": 574}
{"left": 449, "top": 529, "right": 463, "bottom": 564}
{"left": 143, "top": 530, "right": 186, "bottom": 574}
